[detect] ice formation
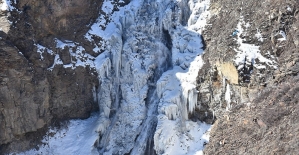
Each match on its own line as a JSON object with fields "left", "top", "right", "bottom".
{"left": 225, "top": 84, "right": 231, "bottom": 111}
{"left": 91, "top": 0, "right": 211, "bottom": 154}
{"left": 18, "top": 0, "right": 212, "bottom": 154}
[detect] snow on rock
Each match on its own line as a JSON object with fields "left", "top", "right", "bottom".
{"left": 234, "top": 17, "right": 277, "bottom": 70}
{"left": 35, "top": 44, "right": 54, "bottom": 60}
{"left": 55, "top": 39, "right": 76, "bottom": 49}
{"left": 277, "top": 30, "right": 287, "bottom": 41}
{"left": 255, "top": 29, "right": 264, "bottom": 42}
{"left": 47, "top": 54, "right": 63, "bottom": 71}
{"left": 44, "top": 38, "right": 97, "bottom": 70}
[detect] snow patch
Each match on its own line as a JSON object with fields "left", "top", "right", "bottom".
{"left": 47, "top": 54, "right": 63, "bottom": 71}
{"left": 155, "top": 119, "right": 211, "bottom": 155}
{"left": 1, "top": 0, "right": 16, "bottom": 11}
{"left": 44, "top": 38, "right": 97, "bottom": 70}
{"left": 234, "top": 17, "right": 277, "bottom": 70}
{"left": 255, "top": 29, "right": 264, "bottom": 42}
{"left": 14, "top": 113, "right": 100, "bottom": 155}
{"left": 277, "top": 30, "right": 287, "bottom": 41}
{"left": 35, "top": 44, "right": 54, "bottom": 60}
{"left": 55, "top": 39, "right": 76, "bottom": 49}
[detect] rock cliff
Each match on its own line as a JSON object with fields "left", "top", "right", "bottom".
{"left": 194, "top": 0, "right": 299, "bottom": 154}
{"left": 0, "top": 0, "right": 102, "bottom": 153}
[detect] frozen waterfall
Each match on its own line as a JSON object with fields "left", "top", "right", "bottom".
{"left": 16, "top": 0, "right": 212, "bottom": 154}
{"left": 91, "top": 0, "right": 212, "bottom": 154}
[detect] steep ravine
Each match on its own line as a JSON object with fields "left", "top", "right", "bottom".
{"left": 2, "top": 0, "right": 298, "bottom": 154}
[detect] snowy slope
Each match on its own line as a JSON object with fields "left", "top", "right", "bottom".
{"left": 13, "top": 113, "right": 100, "bottom": 155}
{"left": 16, "top": 0, "right": 211, "bottom": 154}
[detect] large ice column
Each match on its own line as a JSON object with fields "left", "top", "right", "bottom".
{"left": 92, "top": 52, "right": 113, "bottom": 143}
{"left": 94, "top": 53, "right": 112, "bottom": 118}
{"left": 187, "top": 86, "right": 199, "bottom": 113}
{"left": 92, "top": 22, "right": 123, "bottom": 144}
{"left": 110, "top": 35, "right": 123, "bottom": 79}
{"left": 91, "top": 0, "right": 177, "bottom": 154}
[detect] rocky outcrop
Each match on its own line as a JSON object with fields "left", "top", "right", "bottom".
{"left": 0, "top": 39, "right": 49, "bottom": 145}
{"left": 195, "top": 0, "right": 299, "bottom": 154}
{"left": 205, "top": 76, "right": 299, "bottom": 154}
{"left": 16, "top": 0, "right": 101, "bottom": 40}
{"left": 0, "top": 0, "right": 102, "bottom": 153}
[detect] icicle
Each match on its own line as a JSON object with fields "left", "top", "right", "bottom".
{"left": 187, "top": 88, "right": 198, "bottom": 114}
{"left": 163, "top": 103, "right": 178, "bottom": 120}
{"left": 225, "top": 84, "right": 231, "bottom": 111}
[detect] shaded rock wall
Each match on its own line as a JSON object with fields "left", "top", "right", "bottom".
{"left": 0, "top": 0, "right": 102, "bottom": 153}
{"left": 18, "top": 0, "right": 101, "bottom": 39}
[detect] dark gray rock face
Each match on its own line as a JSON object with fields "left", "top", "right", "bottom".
{"left": 0, "top": 0, "right": 102, "bottom": 153}
{"left": 195, "top": 0, "right": 299, "bottom": 154}
{"left": 17, "top": 0, "right": 101, "bottom": 40}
